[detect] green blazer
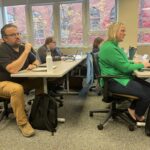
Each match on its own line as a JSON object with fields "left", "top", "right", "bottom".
{"left": 98, "top": 41, "right": 144, "bottom": 86}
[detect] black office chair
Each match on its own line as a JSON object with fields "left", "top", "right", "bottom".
{"left": 48, "top": 90, "right": 63, "bottom": 107}
{"left": 89, "top": 52, "right": 139, "bottom": 131}
{"left": 89, "top": 53, "right": 102, "bottom": 95}
{"left": 0, "top": 97, "right": 12, "bottom": 121}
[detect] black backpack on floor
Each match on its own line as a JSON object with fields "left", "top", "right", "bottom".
{"left": 29, "top": 93, "right": 58, "bottom": 135}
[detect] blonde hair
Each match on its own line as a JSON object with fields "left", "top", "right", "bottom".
{"left": 107, "top": 22, "right": 125, "bottom": 41}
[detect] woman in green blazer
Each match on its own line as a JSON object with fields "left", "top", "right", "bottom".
{"left": 99, "top": 22, "right": 150, "bottom": 122}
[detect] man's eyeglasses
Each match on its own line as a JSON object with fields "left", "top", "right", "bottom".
{"left": 4, "top": 32, "right": 21, "bottom": 38}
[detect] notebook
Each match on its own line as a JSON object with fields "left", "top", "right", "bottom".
{"left": 39, "top": 63, "right": 46, "bottom": 67}
{"left": 140, "top": 68, "right": 150, "bottom": 71}
{"left": 32, "top": 66, "right": 56, "bottom": 72}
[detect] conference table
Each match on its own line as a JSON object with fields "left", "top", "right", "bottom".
{"left": 11, "top": 55, "right": 86, "bottom": 94}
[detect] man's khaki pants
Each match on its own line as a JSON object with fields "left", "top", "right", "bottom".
{"left": 0, "top": 81, "right": 27, "bottom": 125}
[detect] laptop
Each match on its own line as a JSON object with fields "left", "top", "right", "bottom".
{"left": 64, "top": 50, "right": 79, "bottom": 61}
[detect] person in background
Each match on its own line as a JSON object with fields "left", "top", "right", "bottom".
{"left": 92, "top": 37, "right": 103, "bottom": 53}
{"left": 38, "top": 37, "right": 62, "bottom": 63}
{"left": 99, "top": 22, "right": 150, "bottom": 122}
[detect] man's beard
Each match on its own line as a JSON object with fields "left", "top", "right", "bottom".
{"left": 11, "top": 43, "right": 20, "bottom": 48}
{"left": 7, "top": 42, "right": 20, "bottom": 49}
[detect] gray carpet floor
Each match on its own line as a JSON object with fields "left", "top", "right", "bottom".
{"left": 0, "top": 94, "right": 150, "bottom": 150}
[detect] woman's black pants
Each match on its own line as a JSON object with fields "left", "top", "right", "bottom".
{"left": 108, "top": 78, "right": 150, "bottom": 117}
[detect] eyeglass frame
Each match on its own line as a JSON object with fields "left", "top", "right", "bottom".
{"left": 4, "top": 32, "right": 21, "bottom": 38}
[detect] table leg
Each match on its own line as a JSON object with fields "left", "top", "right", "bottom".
{"left": 66, "top": 74, "right": 69, "bottom": 93}
{"left": 43, "top": 78, "right": 48, "bottom": 94}
{"left": 43, "top": 77, "right": 66, "bottom": 122}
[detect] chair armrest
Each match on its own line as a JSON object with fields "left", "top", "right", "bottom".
{"left": 96, "top": 74, "right": 124, "bottom": 79}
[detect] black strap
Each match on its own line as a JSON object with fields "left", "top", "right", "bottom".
{"left": 30, "top": 95, "right": 41, "bottom": 120}
{"left": 43, "top": 95, "right": 56, "bottom": 134}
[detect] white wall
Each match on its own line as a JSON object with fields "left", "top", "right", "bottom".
{"left": 118, "top": 0, "right": 139, "bottom": 50}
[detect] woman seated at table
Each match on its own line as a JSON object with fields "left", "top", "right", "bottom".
{"left": 99, "top": 22, "right": 150, "bottom": 122}
{"left": 37, "top": 37, "right": 62, "bottom": 63}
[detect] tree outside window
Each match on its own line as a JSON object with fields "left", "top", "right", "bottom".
{"left": 138, "top": 0, "right": 150, "bottom": 44}
{"left": 60, "top": 3, "right": 83, "bottom": 46}
{"left": 89, "top": 0, "right": 116, "bottom": 44}
{"left": 32, "top": 5, "right": 53, "bottom": 47}
{"left": 4, "top": 5, "right": 27, "bottom": 41}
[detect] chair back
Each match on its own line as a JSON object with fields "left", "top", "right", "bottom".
{"left": 91, "top": 52, "right": 111, "bottom": 102}
{"left": 91, "top": 52, "right": 100, "bottom": 77}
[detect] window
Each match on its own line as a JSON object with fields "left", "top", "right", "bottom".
{"left": 0, "top": 6, "right": 3, "bottom": 32}
{"left": 32, "top": 5, "right": 53, "bottom": 47}
{"left": 4, "top": 5, "right": 27, "bottom": 41}
{"left": 89, "top": 0, "right": 116, "bottom": 44}
{"left": 138, "top": 0, "right": 150, "bottom": 44}
{"left": 2, "top": 1, "right": 117, "bottom": 48}
{"left": 60, "top": 3, "right": 83, "bottom": 46}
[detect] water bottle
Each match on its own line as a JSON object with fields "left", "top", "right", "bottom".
{"left": 46, "top": 51, "right": 53, "bottom": 72}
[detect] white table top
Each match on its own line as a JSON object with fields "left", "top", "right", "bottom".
{"left": 11, "top": 56, "right": 86, "bottom": 78}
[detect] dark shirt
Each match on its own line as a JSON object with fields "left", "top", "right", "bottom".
{"left": 0, "top": 42, "right": 36, "bottom": 82}
{"left": 37, "top": 45, "right": 61, "bottom": 63}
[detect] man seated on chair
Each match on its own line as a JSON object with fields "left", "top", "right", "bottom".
{"left": 0, "top": 81, "right": 35, "bottom": 137}
{"left": 37, "top": 36, "right": 62, "bottom": 63}
{"left": 0, "top": 23, "right": 43, "bottom": 95}
{"left": 0, "top": 24, "right": 44, "bottom": 136}
{"left": 99, "top": 22, "right": 150, "bottom": 122}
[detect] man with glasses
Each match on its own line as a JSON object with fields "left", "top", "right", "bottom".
{"left": 0, "top": 23, "right": 43, "bottom": 137}
{"left": 38, "top": 36, "right": 62, "bottom": 63}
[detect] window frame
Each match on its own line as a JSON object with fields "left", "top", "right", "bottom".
{"left": 1, "top": 0, "right": 117, "bottom": 48}
{"left": 138, "top": 0, "right": 150, "bottom": 46}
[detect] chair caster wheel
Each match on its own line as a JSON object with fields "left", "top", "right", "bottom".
{"left": 97, "top": 124, "right": 103, "bottom": 130}
{"left": 128, "top": 125, "right": 135, "bottom": 131}
{"left": 89, "top": 112, "right": 93, "bottom": 117}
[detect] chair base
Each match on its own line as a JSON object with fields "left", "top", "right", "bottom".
{"left": 89, "top": 101, "right": 136, "bottom": 131}
{"left": 0, "top": 100, "right": 12, "bottom": 121}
